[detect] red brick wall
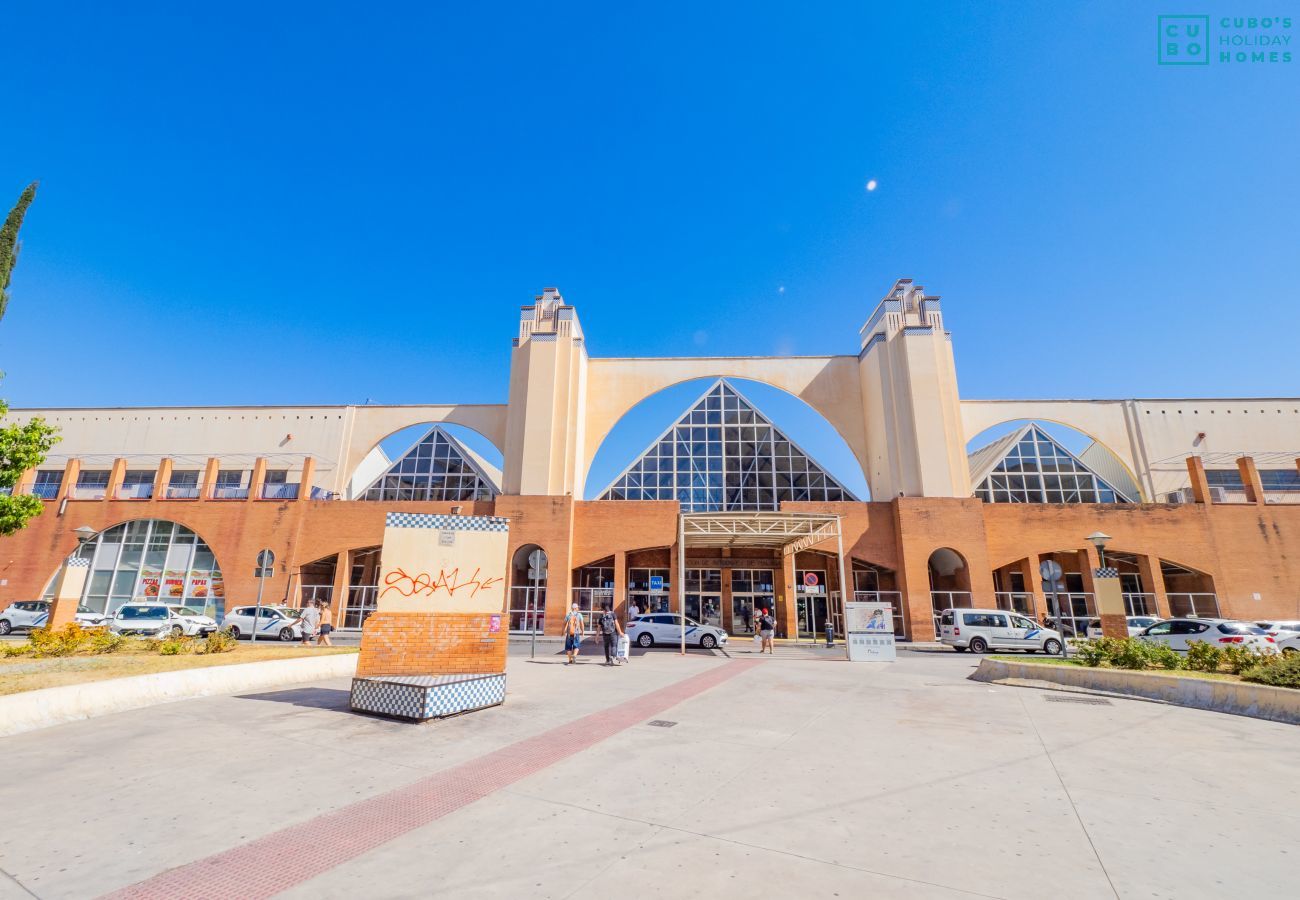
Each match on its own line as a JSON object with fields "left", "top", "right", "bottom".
{"left": 355, "top": 612, "right": 507, "bottom": 677}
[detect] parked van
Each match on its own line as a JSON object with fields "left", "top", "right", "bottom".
{"left": 938, "top": 608, "right": 1063, "bottom": 654}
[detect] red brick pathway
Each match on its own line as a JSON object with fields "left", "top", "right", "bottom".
{"left": 104, "top": 659, "right": 758, "bottom": 900}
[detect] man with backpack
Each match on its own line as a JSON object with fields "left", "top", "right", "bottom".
{"left": 596, "top": 601, "right": 624, "bottom": 666}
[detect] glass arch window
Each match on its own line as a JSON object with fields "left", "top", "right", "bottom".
{"left": 67, "top": 520, "right": 225, "bottom": 619}
{"left": 597, "top": 380, "right": 857, "bottom": 512}
{"left": 361, "top": 426, "right": 499, "bottom": 502}
{"left": 969, "top": 424, "right": 1133, "bottom": 504}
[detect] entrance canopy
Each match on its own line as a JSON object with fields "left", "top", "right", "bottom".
{"left": 680, "top": 511, "right": 841, "bottom": 556}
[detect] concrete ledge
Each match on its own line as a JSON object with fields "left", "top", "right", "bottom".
{"left": 0, "top": 653, "right": 358, "bottom": 738}
{"left": 971, "top": 658, "right": 1300, "bottom": 726}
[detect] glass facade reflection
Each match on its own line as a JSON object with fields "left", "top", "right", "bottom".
{"left": 68, "top": 520, "right": 225, "bottom": 619}
{"left": 972, "top": 425, "right": 1132, "bottom": 504}
{"left": 598, "top": 381, "right": 856, "bottom": 512}
{"left": 362, "top": 427, "right": 498, "bottom": 502}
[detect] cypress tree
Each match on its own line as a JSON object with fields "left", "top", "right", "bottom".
{"left": 0, "top": 181, "right": 38, "bottom": 324}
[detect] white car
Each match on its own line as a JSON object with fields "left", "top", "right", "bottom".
{"left": 1256, "top": 621, "right": 1300, "bottom": 655}
{"left": 1085, "top": 616, "right": 1160, "bottom": 639}
{"left": 1137, "top": 618, "right": 1278, "bottom": 654}
{"left": 938, "top": 608, "right": 1064, "bottom": 654}
{"left": 626, "top": 613, "right": 728, "bottom": 650}
{"left": 165, "top": 605, "right": 219, "bottom": 636}
{"left": 109, "top": 603, "right": 194, "bottom": 638}
{"left": 0, "top": 600, "right": 109, "bottom": 634}
{"left": 222, "top": 605, "right": 305, "bottom": 642}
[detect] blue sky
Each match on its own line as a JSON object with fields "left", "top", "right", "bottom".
{"left": 3, "top": 2, "right": 1297, "bottom": 497}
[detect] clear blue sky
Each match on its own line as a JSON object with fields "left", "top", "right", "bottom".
{"left": 3, "top": 2, "right": 1297, "bottom": 497}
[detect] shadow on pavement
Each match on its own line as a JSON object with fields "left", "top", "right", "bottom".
{"left": 234, "top": 686, "right": 353, "bottom": 712}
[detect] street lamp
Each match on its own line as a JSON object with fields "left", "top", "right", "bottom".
{"left": 1086, "top": 531, "right": 1112, "bottom": 568}
{"left": 73, "top": 525, "right": 97, "bottom": 545}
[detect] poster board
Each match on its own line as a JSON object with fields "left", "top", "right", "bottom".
{"left": 376, "top": 512, "right": 509, "bottom": 614}
{"left": 844, "top": 601, "right": 897, "bottom": 662}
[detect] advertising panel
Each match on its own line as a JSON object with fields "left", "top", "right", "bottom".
{"left": 845, "top": 601, "right": 897, "bottom": 662}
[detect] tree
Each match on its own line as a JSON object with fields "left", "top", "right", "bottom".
{"left": 0, "top": 182, "right": 59, "bottom": 536}
{"left": 0, "top": 182, "right": 38, "bottom": 324}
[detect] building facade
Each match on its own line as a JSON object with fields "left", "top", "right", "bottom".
{"left": 3, "top": 279, "right": 1299, "bottom": 639}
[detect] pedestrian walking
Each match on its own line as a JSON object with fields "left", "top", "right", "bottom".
{"left": 563, "top": 601, "right": 585, "bottom": 664}
{"left": 759, "top": 607, "right": 776, "bottom": 654}
{"left": 596, "top": 601, "right": 623, "bottom": 666}
{"left": 316, "top": 600, "right": 334, "bottom": 646}
{"left": 299, "top": 600, "right": 321, "bottom": 646}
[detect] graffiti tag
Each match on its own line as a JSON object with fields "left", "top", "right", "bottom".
{"left": 381, "top": 566, "right": 503, "bottom": 600}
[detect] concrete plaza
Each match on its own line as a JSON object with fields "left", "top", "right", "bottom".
{"left": 0, "top": 646, "right": 1294, "bottom": 900}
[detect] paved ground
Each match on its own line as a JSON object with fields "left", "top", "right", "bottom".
{"left": 0, "top": 646, "right": 1295, "bottom": 900}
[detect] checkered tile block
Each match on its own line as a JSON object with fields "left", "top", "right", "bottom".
{"left": 1094, "top": 567, "right": 1119, "bottom": 578}
{"left": 350, "top": 672, "right": 507, "bottom": 721}
{"left": 65, "top": 556, "right": 91, "bottom": 568}
{"left": 384, "top": 512, "right": 510, "bottom": 532}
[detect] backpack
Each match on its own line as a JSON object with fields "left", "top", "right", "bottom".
{"left": 760, "top": 614, "right": 774, "bottom": 631}
{"left": 599, "top": 611, "right": 617, "bottom": 634}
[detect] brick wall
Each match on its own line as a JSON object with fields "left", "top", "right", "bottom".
{"left": 355, "top": 612, "right": 507, "bottom": 677}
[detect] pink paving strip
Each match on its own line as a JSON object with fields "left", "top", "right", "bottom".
{"left": 103, "top": 658, "right": 759, "bottom": 900}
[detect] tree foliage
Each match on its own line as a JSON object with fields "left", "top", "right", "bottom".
{"left": 0, "top": 182, "right": 38, "bottom": 324}
{"left": 0, "top": 182, "right": 59, "bottom": 536}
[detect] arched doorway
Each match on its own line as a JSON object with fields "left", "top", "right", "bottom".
{"left": 510, "top": 544, "right": 548, "bottom": 634}
{"left": 55, "top": 520, "right": 225, "bottom": 620}
{"left": 1160, "top": 559, "right": 1219, "bottom": 618}
{"left": 928, "top": 547, "right": 972, "bottom": 635}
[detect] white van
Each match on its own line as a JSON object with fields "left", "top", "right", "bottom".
{"left": 938, "top": 608, "right": 1063, "bottom": 654}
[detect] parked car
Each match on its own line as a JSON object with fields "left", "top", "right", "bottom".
{"left": 1085, "top": 616, "right": 1160, "bottom": 638}
{"left": 165, "top": 605, "right": 219, "bottom": 636}
{"left": 938, "top": 608, "right": 1063, "bottom": 654}
{"left": 626, "top": 613, "right": 727, "bottom": 649}
{"left": 1137, "top": 618, "right": 1278, "bottom": 654}
{"left": 0, "top": 600, "right": 110, "bottom": 634}
{"left": 1257, "top": 621, "right": 1300, "bottom": 655}
{"left": 109, "top": 603, "right": 192, "bottom": 638}
{"left": 222, "top": 605, "right": 304, "bottom": 641}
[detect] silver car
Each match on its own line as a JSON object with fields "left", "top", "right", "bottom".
{"left": 626, "top": 613, "right": 728, "bottom": 650}
{"left": 1137, "top": 618, "right": 1278, "bottom": 654}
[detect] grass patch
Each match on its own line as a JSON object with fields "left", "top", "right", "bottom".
{"left": 988, "top": 654, "right": 1245, "bottom": 683}
{"left": 0, "top": 643, "right": 357, "bottom": 696}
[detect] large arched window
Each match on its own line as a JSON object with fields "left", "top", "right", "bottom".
{"left": 65, "top": 520, "right": 225, "bottom": 619}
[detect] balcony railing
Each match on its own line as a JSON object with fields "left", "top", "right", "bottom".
{"left": 165, "top": 485, "right": 200, "bottom": 499}
{"left": 212, "top": 486, "right": 249, "bottom": 499}
{"left": 852, "top": 590, "right": 907, "bottom": 639}
{"left": 260, "top": 483, "right": 300, "bottom": 500}
{"left": 30, "top": 484, "right": 60, "bottom": 500}
{"left": 72, "top": 485, "right": 108, "bottom": 500}
{"left": 115, "top": 483, "right": 155, "bottom": 500}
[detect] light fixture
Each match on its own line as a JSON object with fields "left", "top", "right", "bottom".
{"left": 1085, "top": 531, "right": 1111, "bottom": 567}
{"left": 73, "top": 524, "right": 98, "bottom": 544}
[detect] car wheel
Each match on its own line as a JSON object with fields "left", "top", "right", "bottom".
{"left": 701, "top": 634, "right": 717, "bottom": 650}
{"left": 1044, "top": 638, "right": 1062, "bottom": 655}
{"left": 1282, "top": 646, "right": 1297, "bottom": 655}
{"left": 278, "top": 627, "right": 295, "bottom": 642}
{"left": 171, "top": 625, "right": 185, "bottom": 637}
{"left": 0, "top": 620, "right": 11, "bottom": 635}
{"left": 227, "top": 625, "right": 241, "bottom": 640}
{"left": 637, "top": 632, "right": 654, "bottom": 648}
{"left": 968, "top": 637, "right": 988, "bottom": 653}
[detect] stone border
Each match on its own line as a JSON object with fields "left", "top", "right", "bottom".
{"left": 0, "top": 653, "right": 359, "bottom": 738}
{"left": 971, "top": 658, "right": 1300, "bottom": 726}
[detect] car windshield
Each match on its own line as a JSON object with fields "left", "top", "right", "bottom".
{"left": 1130, "top": 618, "right": 1157, "bottom": 627}
{"left": 119, "top": 606, "right": 167, "bottom": 620}
{"left": 1217, "top": 622, "right": 1267, "bottom": 635}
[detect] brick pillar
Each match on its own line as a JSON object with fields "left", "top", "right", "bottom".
{"left": 720, "top": 565, "right": 733, "bottom": 633}
{"left": 16, "top": 467, "right": 37, "bottom": 495}
{"left": 612, "top": 550, "right": 627, "bottom": 620}
{"left": 58, "top": 459, "right": 81, "bottom": 500}
{"left": 328, "top": 550, "right": 350, "bottom": 627}
{"left": 154, "top": 459, "right": 173, "bottom": 501}
{"left": 779, "top": 552, "right": 797, "bottom": 640}
{"left": 106, "top": 458, "right": 127, "bottom": 501}
{"left": 47, "top": 557, "right": 90, "bottom": 629}
{"left": 1137, "top": 553, "right": 1170, "bottom": 619}
{"left": 1186, "top": 456, "right": 1211, "bottom": 503}
{"left": 297, "top": 457, "right": 315, "bottom": 501}
{"left": 248, "top": 458, "right": 268, "bottom": 502}
{"left": 669, "top": 538, "right": 681, "bottom": 615}
{"left": 200, "top": 457, "right": 220, "bottom": 500}
{"left": 1019, "top": 556, "right": 1047, "bottom": 622}
{"left": 1237, "top": 456, "right": 1265, "bottom": 505}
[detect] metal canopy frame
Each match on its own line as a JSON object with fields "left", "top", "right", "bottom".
{"left": 675, "top": 511, "right": 848, "bottom": 653}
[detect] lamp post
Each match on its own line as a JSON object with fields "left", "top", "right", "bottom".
{"left": 1086, "top": 531, "right": 1111, "bottom": 568}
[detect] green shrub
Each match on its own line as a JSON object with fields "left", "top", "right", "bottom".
{"left": 1186, "top": 640, "right": 1223, "bottom": 672}
{"left": 87, "top": 629, "right": 128, "bottom": 655}
{"left": 1145, "top": 642, "right": 1184, "bottom": 671}
{"left": 1219, "top": 643, "right": 1272, "bottom": 675}
{"left": 201, "top": 630, "right": 238, "bottom": 654}
{"left": 27, "top": 623, "right": 91, "bottom": 657}
{"left": 154, "top": 635, "right": 200, "bottom": 656}
{"left": 1071, "top": 638, "right": 1115, "bottom": 667}
{"left": 1109, "top": 638, "right": 1156, "bottom": 670}
{"left": 1241, "top": 652, "right": 1300, "bottom": 689}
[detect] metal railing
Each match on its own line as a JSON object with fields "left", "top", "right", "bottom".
{"left": 261, "top": 483, "right": 300, "bottom": 500}
{"left": 342, "top": 585, "right": 378, "bottom": 629}
{"left": 30, "top": 483, "right": 60, "bottom": 499}
{"left": 165, "top": 485, "right": 200, "bottom": 499}
{"left": 852, "top": 590, "right": 907, "bottom": 639}
{"left": 1041, "top": 592, "right": 1096, "bottom": 638}
{"left": 930, "top": 591, "right": 973, "bottom": 637}
{"left": 72, "top": 485, "right": 107, "bottom": 500}
{"left": 115, "top": 483, "right": 155, "bottom": 500}
{"left": 509, "top": 585, "right": 547, "bottom": 634}
{"left": 213, "top": 485, "right": 249, "bottom": 499}
{"left": 1166, "top": 592, "right": 1221, "bottom": 618}
{"left": 994, "top": 591, "right": 1037, "bottom": 618}
{"left": 1122, "top": 592, "right": 1159, "bottom": 617}
{"left": 300, "top": 584, "right": 334, "bottom": 605}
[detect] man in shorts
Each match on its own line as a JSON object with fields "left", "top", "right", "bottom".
{"left": 759, "top": 607, "right": 776, "bottom": 654}
{"left": 563, "top": 602, "right": 585, "bottom": 665}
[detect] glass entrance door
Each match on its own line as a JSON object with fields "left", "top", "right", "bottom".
{"left": 684, "top": 568, "right": 723, "bottom": 627}
{"left": 730, "top": 568, "right": 775, "bottom": 634}
{"left": 796, "top": 569, "right": 828, "bottom": 638}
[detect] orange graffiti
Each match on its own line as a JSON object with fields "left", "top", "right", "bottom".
{"left": 380, "top": 566, "right": 504, "bottom": 600}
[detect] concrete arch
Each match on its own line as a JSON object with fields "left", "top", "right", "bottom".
{"left": 960, "top": 401, "right": 1147, "bottom": 501}
{"left": 341, "top": 405, "right": 509, "bottom": 492}
{"left": 580, "top": 357, "right": 869, "bottom": 497}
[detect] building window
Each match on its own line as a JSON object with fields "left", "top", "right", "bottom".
{"left": 213, "top": 469, "right": 248, "bottom": 500}
{"left": 166, "top": 469, "right": 201, "bottom": 499}
{"left": 361, "top": 427, "right": 499, "bottom": 502}
{"left": 971, "top": 425, "right": 1132, "bottom": 504}
{"left": 1204, "top": 470, "right": 1245, "bottom": 490}
{"left": 32, "top": 470, "right": 62, "bottom": 499}
{"left": 1259, "top": 469, "right": 1300, "bottom": 492}
{"left": 75, "top": 470, "right": 111, "bottom": 500}
{"left": 118, "top": 470, "right": 155, "bottom": 500}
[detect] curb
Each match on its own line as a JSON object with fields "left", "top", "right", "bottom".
{"left": 0, "top": 653, "right": 359, "bottom": 738}
{"left": 970, "top": 658, "right": 1300, "bottom": 726}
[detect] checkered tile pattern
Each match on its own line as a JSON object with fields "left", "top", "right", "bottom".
{"left": 105, "top": 659, "right": 759, "bottom": 900}
{"left": 1094, "top": 566, "right": 1119, "bottom": 578}
{"left": 350, "top": 673, "right": 507, "bottom": 720}
{"left": 384, "top": 512, "right": 510, "bottom": 532}
{"left": 65, "top": 556, "right": 91, "bottom": 568}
